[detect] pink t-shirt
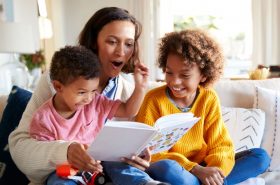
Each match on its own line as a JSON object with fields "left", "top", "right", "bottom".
{"left": 30, "top": 93, "right": 121, "bottom": 145}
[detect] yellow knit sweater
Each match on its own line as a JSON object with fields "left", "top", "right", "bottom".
{"left": 135, "top": 85, "right": 235, "bottom": 176}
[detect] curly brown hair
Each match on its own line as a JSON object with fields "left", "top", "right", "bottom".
{"left": 158, "top": 29, "right": 224, "bottom": 87}
{"left": 50, "top": 46, "right": 100, "bottom": 85}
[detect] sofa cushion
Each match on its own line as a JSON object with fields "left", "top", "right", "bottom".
{"left": 0, "top": 85, "right": 32, "bottom": 184}
{"left": 254, "top": 86, "right": 280, "bottom": 172}
{"left": 214, "top": 78, "right": 280, "bottom": 108}
{"left": 222, "top": 107, "right": 265, "bottom": 153}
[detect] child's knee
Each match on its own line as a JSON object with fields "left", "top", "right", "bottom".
{"left": 152, "top": 159, "right": 183, "bottom": 173}
{"left": 149, "top": 160, "right": 199, "bottom": 185}
{"left": 251, "top": 148, "right": 271, "bottom": 172}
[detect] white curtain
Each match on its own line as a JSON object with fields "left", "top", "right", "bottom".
{"left": 128, "top": 0, "right": 174, "bottom": 81}
{"left": 128, "top": 0, "right": 162, "bottom": 81}
{"left": 252, "top": 0, "right": 280, "bottom": 67}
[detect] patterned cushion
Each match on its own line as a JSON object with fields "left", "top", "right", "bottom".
{"left": 222, "top": 106, "right": 265, "bottom": 153}
{"left": 254, "top": 86, "right": 280, "bottom": 171}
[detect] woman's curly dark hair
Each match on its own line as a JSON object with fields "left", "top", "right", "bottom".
{"left": 50, "top": 46, "right": 100, "bottom": 85}
{"left": 158, "top": 29, "right": 224, "bottom": 87}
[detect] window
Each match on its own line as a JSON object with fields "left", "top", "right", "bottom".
{"left": 159, "top": 0, "right": 252, "bottom": 78}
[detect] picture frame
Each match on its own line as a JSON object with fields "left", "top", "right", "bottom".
{"left": 0, "top": 0, "right": 14, "bottom": 21}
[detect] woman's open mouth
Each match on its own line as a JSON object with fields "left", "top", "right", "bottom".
{"left": 112, "top": 61, "right": 123, "bottom": 68}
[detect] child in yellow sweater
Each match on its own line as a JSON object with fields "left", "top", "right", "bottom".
{"left": 135, "top": 29, "right": 270, "bottom": 185}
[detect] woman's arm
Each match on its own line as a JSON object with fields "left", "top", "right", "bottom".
{"left": 8, "top": 72, "right": 72, "bottom": 184}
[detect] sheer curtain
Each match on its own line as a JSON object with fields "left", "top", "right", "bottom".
{"left": 128, "top": 0, "right": 174, "bottom": 81}
{"left": 128, "top": 0, "right": 162, "bottom": 81}
{"left": 252, "top": 0, "right": 280, "bottom": 67}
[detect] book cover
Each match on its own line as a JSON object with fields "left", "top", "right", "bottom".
{"left": 87, "top": 112, "right": 199, "bottom": 161}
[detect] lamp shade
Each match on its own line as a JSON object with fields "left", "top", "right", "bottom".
{"left": 0, "top": 22, "right": 36, "bottom": 54}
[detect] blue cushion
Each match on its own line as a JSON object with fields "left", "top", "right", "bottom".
{"left": 0, "top": 85, "right": 32, "bottom": 184}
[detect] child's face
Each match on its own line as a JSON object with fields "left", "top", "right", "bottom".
{"left": 58, "top": 77, "right": 99, "bottom": 112}
{"left": 165, "top": 54, "right": 206, "bottom": 100}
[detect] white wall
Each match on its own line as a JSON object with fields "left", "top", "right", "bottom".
{"left": 50, "top": 0, "right": 131, "bottom": 49}
{"left": 49, "top": 0, "right": 160, "bottom": 80}
{"left": 13, "top": 0, "right": 39, "bottom": 50}
{"left": 0, "top": 0, "right": 39, "bottom": 66}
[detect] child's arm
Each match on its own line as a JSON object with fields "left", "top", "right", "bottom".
{"left": 121, "top": 147, "right": 152, "bottom": 171}
{"left": 115, "top": 62, "right": 149, "bottom": 118}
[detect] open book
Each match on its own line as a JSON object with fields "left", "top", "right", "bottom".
{"left": 88, "top": 112, "right": 200, "bottom": 161}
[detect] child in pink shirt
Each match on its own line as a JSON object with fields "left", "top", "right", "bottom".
{"left": 29, "top": 45, "right": 149, "bottom": 183}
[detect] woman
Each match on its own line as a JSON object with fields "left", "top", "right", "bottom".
{"left": 8, "top": 7, "right": 153, "bottom": 185}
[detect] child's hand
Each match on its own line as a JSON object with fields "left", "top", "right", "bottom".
{"left": 134, "top": 62, "right": 149, "bottom": 91}
{"left": 121, "top": 148, "right": 151, "bottom": 171}
{"left": 67, "top": 142, "right": 103, "bottom": 173}
{"left": 190, "top": 165, "right": 224, "bottom": 185}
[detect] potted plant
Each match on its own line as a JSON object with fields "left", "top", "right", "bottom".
{"left": 20, "top": 50, "right": 46, "bottom": 88}
{"left": 20, "top": 50, "right": 46, "bottom": 71}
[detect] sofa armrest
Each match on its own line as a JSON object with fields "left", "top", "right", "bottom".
{"left": 0, "top": 95, "right": 8, "bottom": 121}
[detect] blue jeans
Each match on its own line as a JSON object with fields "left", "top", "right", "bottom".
{"left": 151, "top": 148, "right": 270, "bottom": 185}
{"left": 225, "top": 148, "right": 270, "bottom": 185}
{"left": 103, "top": 160, "right": 199, "bottom": 185}
{"left": 46, "top": 148, "right": 270, "bottom": 185}
{"left": 46, "top": 172, "right": 78, "bottom": 185}
{"left": 102, "top": 161, "right": 152, "bottom": 185}
{"left": 103, "top": 148, "right": 270, "bottom": 185}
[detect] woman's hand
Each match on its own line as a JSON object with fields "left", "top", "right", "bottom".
{"left": 121, "top": 147, "right": 151, "bottom": 171}
{"left": 67, "top": 142, "right": 103, "bottom": 173}
{"left": 190, "top": 165, "right": 225, "bottom": 185}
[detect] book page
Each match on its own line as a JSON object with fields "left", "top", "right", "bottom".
{"left": 87, "top": 121, "right": 157, "bottom": 161}
{"left": 154, "top": 112, "right": 194, "bottom": 128}
{"left": 149, "top": 113, "right": 200, "bottom": 154}
{"left": 105, "top": 121, "right": 154, "bottom": 129}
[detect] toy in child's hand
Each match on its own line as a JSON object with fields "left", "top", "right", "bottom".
{"left": 56, "top": 164, "right": 106, "bottom": 185}
{"left": 56, "top": 164, "right": 78, "bottom": 177}
{"left": 80, "top": 171, "right": 106, "bottom": 185}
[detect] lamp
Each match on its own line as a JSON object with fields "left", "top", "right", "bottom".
{"left": 0, "top": 22, "right": 36, "bottom": 53}
{"left": 0, "top": 22, "right": 36, "bottom": 94}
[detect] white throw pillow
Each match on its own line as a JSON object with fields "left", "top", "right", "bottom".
{"left": 254, "top": 86, "right": 280, "bottom": 171}
{"left": 221, "top": 107, "right": 265, "bottom": 153}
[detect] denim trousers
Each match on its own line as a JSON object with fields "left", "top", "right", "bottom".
{"left": 151, "top": 148, "right": 270, "bottom": 185}
{"left": 46, "top": 148, "right": 270, "bottom": 185}
{"left": 103, "top": 148, "right": 270, "bottom": 185}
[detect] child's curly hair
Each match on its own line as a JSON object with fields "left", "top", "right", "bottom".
{"left": 50, "top": 45, "right": 100, "bottom": 85}
{"left": 158, "top": 29, "right": 224, "bottom": 87}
